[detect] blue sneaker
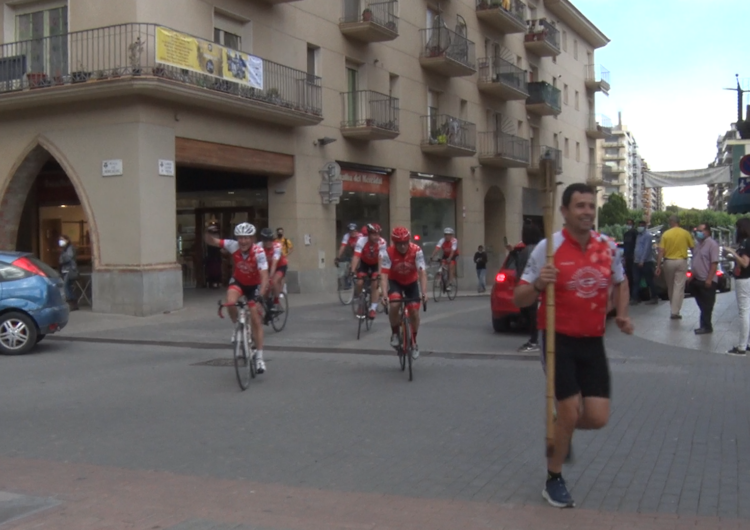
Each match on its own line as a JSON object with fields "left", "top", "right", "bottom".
{"left": 543, "top": 477, "right": 575, "bottom": 508}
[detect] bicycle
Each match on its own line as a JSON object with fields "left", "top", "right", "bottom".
{"left": 261, "top": 292, "right": 289, "bottom": 332}
{"left": 336, "top": 259, "right": 354, "bottom": 305}
{"left": 218, "top": 299, "right": 257, "bottom": 391}
{"left": 432, "top": 259, "right": 457, "bottom": 302}
{"left": 353, "top": 275, "right": 378, "bottom": 340}
{"left": 384, "top": 297, "right": 427, "bottom": 381}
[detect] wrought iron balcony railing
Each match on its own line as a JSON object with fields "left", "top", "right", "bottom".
{"left": 527, "top": 81, "right": 561, "bottom": 113}
{"left": 477, "top": 56, "right": 528, "bottom": 95}
{"left": 340, "top": 90, "right": 399, "bottom": 131}
{"left": 0, "top": 23, "right": 322, "bottom": 117}
{"left": 585, "top": 64, "right": 610, "bottom": 86}
{"left": 422, "top": 114, "right": 476, "bottom": 151}
{"left": 479, "top": 131, "right": 530, "bottom": 163}
{"left": 524, "top": 19, "right": 560, "bottom": 53}
{"left": 340, "top": 0, "right": 399, "bottom": 33}
{"left": 475, "top": 0, "right": 527, "bottom": 30}
{"left": 419, "top": 26, "right": 476, "bottom": 70}
{"left": 530, "top": 145, "right": 562, "bottom": 173}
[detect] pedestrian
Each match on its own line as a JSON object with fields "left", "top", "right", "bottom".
{"left": 723, "top": 218, "right": 750, "bottom": 355}
{"left": 655, "top": 215, "right": 694, "bottom": 319}
{"left": 631, "top": 220, "right": 659, "bottom": 305}
{"left": 58, "top": 235, "right": 79, "bottom": 311}
{"left": 514, "top": 183, "right": 633, "bottom": 508}
{"left": 276, "top": 227, "right": 294, "bottom": 257}
{"left": 622, "top": 219, "right": 637, "bottom": 300}
{"left": 688, "top": 223, "right": 719, "bottom": 335}
{"left": 516, "top": 222, "right": 543, "bottom": 353}
{"left": 474, "top": 245, "right": 488, "bottom": 292}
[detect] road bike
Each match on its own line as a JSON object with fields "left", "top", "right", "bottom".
{"left": 353, "top": 275, "right": 379, "bottom": 340}
{"left": 218, "top": 299, "right": 257, "bottom": 391}
{"left": 261, "top": 292, "right": 288, "bottom": 332}
{"left": 432, "top": 259, "right": 457, "bottom": 302}
{"left": 336, "top": 260, "right": 354, "bottom": 305}
{"left": 385, "top": 297, "right": 427, "bottom": 381}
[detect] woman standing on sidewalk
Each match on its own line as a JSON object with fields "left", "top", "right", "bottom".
{"left": 724, "top": 218, "right": 750, "bottom": 355}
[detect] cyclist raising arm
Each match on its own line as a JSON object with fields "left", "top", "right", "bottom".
{"left": 430, "top": 227, "right": 459, "bottom": 289}
{"left": 205, "top": 222, "right": 270, "bottom": 374}
{"left": 380, "top": 227, "right": 428, "bottom": 359}
{"left": 351, "top": 223, "right": 386, "bottom": 319}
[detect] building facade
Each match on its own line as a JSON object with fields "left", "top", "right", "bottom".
{"left": 707, "top": 124, "right": 739, "bottom": 212}
{"left": 0, "top": 0, "right": 609, "bottom": 315}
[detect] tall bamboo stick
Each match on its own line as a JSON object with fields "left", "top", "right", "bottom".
{"left": 541, "top": 157, "right": 556, "bottom": 458}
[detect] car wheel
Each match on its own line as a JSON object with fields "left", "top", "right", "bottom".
{"left": 492, "top": 317, "right": 510, "bottom": 333}
{"left": 0, "top": 312, "right": 38, "bottom": 355}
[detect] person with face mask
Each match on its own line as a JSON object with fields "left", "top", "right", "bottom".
{"left": 276, "top": 227, "right": 293, "bottom": 258}
{"left": 632, "top": 221, "right": 659, "bottom": 305}
{"left": 58, "top": 235, "right": 79, "bottom": 311}
{"left": 689, "top": 223, "right": 720, "bottom": 335}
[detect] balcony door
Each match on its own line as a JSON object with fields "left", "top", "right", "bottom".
{"left": 346, "top": 66, "right": 359, "bottom": 124}
{"left": 16, "top": 6, "right": 68, "bottom": 77}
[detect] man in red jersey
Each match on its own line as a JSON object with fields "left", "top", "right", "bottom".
{"left": 351, "top": 223, "right": 387, "bottom": 319}
{"left": 205, "top": 222, "right": 270, "bottom": 374}
{"left": 514, "top": 183, "right": 633, "bottom": 509}
{"left": 335, "top": 222, "right": 360, "bottom": 265}
{"left": 379, "top": 227, "right": 428, "bottom": 359}
{"left": 259, "top": 228, "right": 288, "bottom": 302}
{"left": 430, "top": 227, "right": 459, "bottom": 289}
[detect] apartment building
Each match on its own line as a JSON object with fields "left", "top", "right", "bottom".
{"left": 0, "top": 0, "right": 609, "bottom": 315}
{"left": 707, "top": 124, "right": 739, "bottom": 212}
{"left": 597, "top": 114, "right": 647, "bottom": 209}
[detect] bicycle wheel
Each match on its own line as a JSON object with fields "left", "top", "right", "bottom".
{"left": 338, "top": 272, "right": 354, "bottom": 305}
{"left": 233, "top": 325, "right": 251, "bottom": 390}
{"left": 432, "top": 274, "right": 443, "bottom": 302}
{"left": 365, "top": 293, "right": 373, "bottom": 331}
{"left": 356, "top": 295, "right": 366, "bottom": 340}
{"left": 402, "top": 316, "right": 413, "bottom": 381}
{"left": 271, "top": 293, "right": 289, "bottom": 332}
{"left": 447, "top": 278, "right": 458, "bottom": 301}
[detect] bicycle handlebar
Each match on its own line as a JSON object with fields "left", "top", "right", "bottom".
{"left": 217, "top": 298, "right": 260, "bottom": 319}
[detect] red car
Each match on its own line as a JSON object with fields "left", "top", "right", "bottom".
{"left": 491, "top": 243, "right": 531, "bottom": 332}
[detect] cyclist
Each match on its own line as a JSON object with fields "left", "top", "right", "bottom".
{"left": 430, "top": 227, "right": 459, "bottom": 290}
{"left": 379, "top": 226, "right": 428, "bottom": 359}
{"left": 205, "top": 222, "right": 269, "bottom": 374}
{"left": 351, "top": 223, "right": 386, "bottom": 319}
{"left": 335, "top": 223, "right": 360, "bottom": 266}
{"left": 259, "top": 228, "right": 287, "bottom": 320}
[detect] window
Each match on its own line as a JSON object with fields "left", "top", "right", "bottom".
{"left": 517, "top": 120, "right": 523, "bottom": 137}
{"left": 574, "top": 90, "right": 579, "bottom": 110}
{"left": 564, "top": 138, "right": 569, "bottom": 158}
{"left": 563, "top": 84, "right": 569, "bottom": 105}
{"left": 389, "top": 74, "right": 399, "bottom": 99}
{"left": 573, "top": 39, "right": 578, "bottom": 60}
{"left": 214, "top": 28, "right": 241, "bottom": 50}
{"left": 460, "top": 99, "right": 468, "bottom": 121}
{"left": 576, "top": 142, "right": 580, "bottom": 162}
{"left": 306, "top": 44, "right": 319, "bottom": 81}
{"left": 345, "top": 66, "right": 359, "bottom": 124}
{"left": 553, "top": 133, "right": 559, "bottom": 151}
{"left": 214, "top": 11, "right": 249, "bottom": 51}
{"left": 552, "top": 77, "right": 557, "bottom": 89}
{"left": 16, "top": 6, "right": 68, "bottom": 75}
{"left": 428, "top": 89, "right": 439, "bottom": 133}
{"left": 562, "top": 30, "right": 568, "bottom": 52}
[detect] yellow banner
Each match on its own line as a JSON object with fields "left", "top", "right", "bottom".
{"left": 155, "top": 27, "right": 263, "bottom": 89}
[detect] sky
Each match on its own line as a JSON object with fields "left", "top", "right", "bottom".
{"left": 574, "top": 0, "right": 748, "bottom": 209}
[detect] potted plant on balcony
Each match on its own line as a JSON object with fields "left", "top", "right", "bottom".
{"left": 72, "top": 63, "right": 92, "bottom": 84}
{"left": 362, "top": 8, "right": 373, "bottom": 22}
{"left": 26, "top": 72, "right": 49, "bottom": 88}
{"left": 128, "top": 36, "right": 144, "bottom": 76}
{"left": 266, "top": 87, "right": 281, "bottom": 104}
{"left": 477, "top": 0, "right": 489, "bottom": 9}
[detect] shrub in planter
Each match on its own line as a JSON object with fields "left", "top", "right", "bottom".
{"left": 72, "top": 71, "right": 92, "bottom": 83}
{"left": 26, "top": 72, "right": 49, "bottom": 88}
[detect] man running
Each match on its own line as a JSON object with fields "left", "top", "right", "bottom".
{"left": 379, "top": 226, "right": 428, "bottom": 359}
{"left": 513, "top": 183, "right": 633, "bottom": 508}
{"left": 205, "top": 222, "right": 270, "bottom": 374}
{"left": 431, "top": 227, "right": 459, "bottom": 289}
{"left": 351, "top": 223, "right": 386, "bottom": 319}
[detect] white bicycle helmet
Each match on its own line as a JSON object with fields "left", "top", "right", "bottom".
{"left": 444, "top": 227, "right": 455, "bottom": 235}
{"left": 234, "top": 222, "right": 256, "bottom": 237}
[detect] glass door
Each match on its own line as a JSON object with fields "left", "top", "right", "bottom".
{"left": 16, "top": 6, "right": 68, "bottom": 77}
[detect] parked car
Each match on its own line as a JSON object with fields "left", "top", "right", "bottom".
{"left": 0, "top": 251, "right": 69, "bottom": 355}
{"left": 491, "top": 243, "right": 529, "bottom": 332}
{"left": 653, "top": 250, "right": 731, "bottom": 300}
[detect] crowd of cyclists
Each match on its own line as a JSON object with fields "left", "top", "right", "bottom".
{"left": 207, "top": 220, "right": 460, "bottom": 372}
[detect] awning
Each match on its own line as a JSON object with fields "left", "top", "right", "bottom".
{"left": 728, "top": 186, "right": 750, "bottom": 214}
{"left": 643, "top": 166, "right": 731, "bottom": 188}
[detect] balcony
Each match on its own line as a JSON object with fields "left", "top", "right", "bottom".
{"left": 586, "top": 114, "right": 612, "bottom": 139}
{"left": 0, "top": 23, "right": 322, "bottom": 126}
{"left": 475, "top": 0, "right": 527, "bottom": 34}
{"left": 602, "top": 152, "right": 625, "bottom": 161}
{"left": 478, "top": 131, "right": 530, "bottom": 168}
{"left": 586, "top": 163, "right": 605, "bottom": 186}
{"left": 419, "top": 26, "right": 476, "bottom": 77}
{"left": 585, "top": 64, "right": 610, "bottom": 94}
{"left": 340, "top": 1, "right": 398, "bottom": 42}
{"left": 605, "top": 163, "right": 626, "bottom": 174}
{"left": 340, "top": 90, "right": 399, "bottom": 140}
{"left": 603, "top": 135, "right": 624, "bottom": 147}
{"left": 526, "top": 81, "right": 561, "bottom": 116}
{"left": 477, "top": 56, "right": 528, "bottom": 100}
{"left": 421, "top": 114, "right": 476, "bottom": 157}
{"left": 527, "top": 145, "right": 562, "bottom": 175}
{"left": 524, "top": 19, "right": 560, "bottom": 57}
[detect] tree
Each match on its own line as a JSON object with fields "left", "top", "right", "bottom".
{"left": 598, "top": 193, "right": 629, "bottom": 227}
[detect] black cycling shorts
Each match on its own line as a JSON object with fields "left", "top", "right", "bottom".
{"left": 228, "top": 278, "right": 259, "bottom": 301}
{"left": 357, "top": 261, "right": 379, "bottom": 279}
{"left": 274, "top": 265, "right": 288, "bottom": 278}
{"left": 542, "top": 333, "right": 611, "bottom": 401}
{"left": 388, "top": 280, "right": 420, "bottom": 303}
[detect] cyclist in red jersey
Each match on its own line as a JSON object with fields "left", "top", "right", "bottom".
{"left": 260, "top": 228, "right": 288, "bottom": 302}
{"left": 379, "top": 227, "right": 428, "bottom": 359}
{"left": 350, "top": 223, "right": 387, "bottom": 319}
{"left": 335, "top": 223, "right": 360, "bottom": 265}
{"left": 205, "top": 222, "right": 270, "bottom": 374}
{"left": 430, "top": 227, "right": 459, "bottom": 289}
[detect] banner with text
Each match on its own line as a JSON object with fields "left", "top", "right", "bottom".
{"left": 155, "top": 27, "right": 263, "bottom": 89}
{"left": 341, "top": 169, "right": 390, "bottom": 194}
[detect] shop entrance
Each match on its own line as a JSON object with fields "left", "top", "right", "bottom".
{"left": 176, "top": 166, "right": 268, "bottom": 289}
{"left": 410, "top": 177, "right": 457, "bottom": 254}
{"left": 335, "top": 167, "right": 391, "bottom": 247}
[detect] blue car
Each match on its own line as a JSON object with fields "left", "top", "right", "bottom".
{"left": 0, "top": 251, "right": 69, "bottom": 355}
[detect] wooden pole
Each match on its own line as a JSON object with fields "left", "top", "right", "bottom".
{"left": 541, "top": 157, "right": 557, "bottom": 459}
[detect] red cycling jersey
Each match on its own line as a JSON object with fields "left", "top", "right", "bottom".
{"left": 262, "top": 241, "right": 288, "bottom": 269}
{"left": 221, "top": 240, "right": 268, "bottom": 285}
{"left": 341, "top": 232, "right": 359, "bottom": 250}
{"left": 436, "top": 237, "right": 459, "bottom": 258}
{"left": 380, "top": 243, "right": 427, "bottom": 285}
{"left": 353, "top": 236, "right": 387, "bottom": 266}
{"left": 519, "top": 229, "right": 625, "bottom": 337}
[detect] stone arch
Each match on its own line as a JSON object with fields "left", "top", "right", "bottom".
{"left": 484, "top": 185, "right": 506, "bottom": 273}
{"left": 0, "top": 136, "right": 100, "bottom": 267}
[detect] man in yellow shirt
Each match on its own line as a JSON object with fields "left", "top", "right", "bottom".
{"left": 276, "top": 227, "right": 294, "bottom": 257}
{"left": 655, "top": 215, "right": 694, "bottom": 319}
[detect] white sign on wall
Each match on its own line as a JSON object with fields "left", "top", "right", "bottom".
{"left": 102, "top": 159, "right": 123, "bottom": 177}
{"left": 158, "top": 159, "right": 175, "bottom": 177}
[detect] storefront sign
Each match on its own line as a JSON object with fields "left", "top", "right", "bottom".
{"left": 341, "top": 170, "right": 390, "bottom": 194}
{"left": 158, "top": 159, "right": 175, "bottom": 177}
{"left": 409, "top": 178, "right": 456, "bottom": 199}
{"left": 155, "top": 27, "right": 263, "bottom": 89}
{"left": 37, "top": 173, "right": 80, "bottom": 205}
{"left": 102, "top": 159, "right": 123, "bottom": 177}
